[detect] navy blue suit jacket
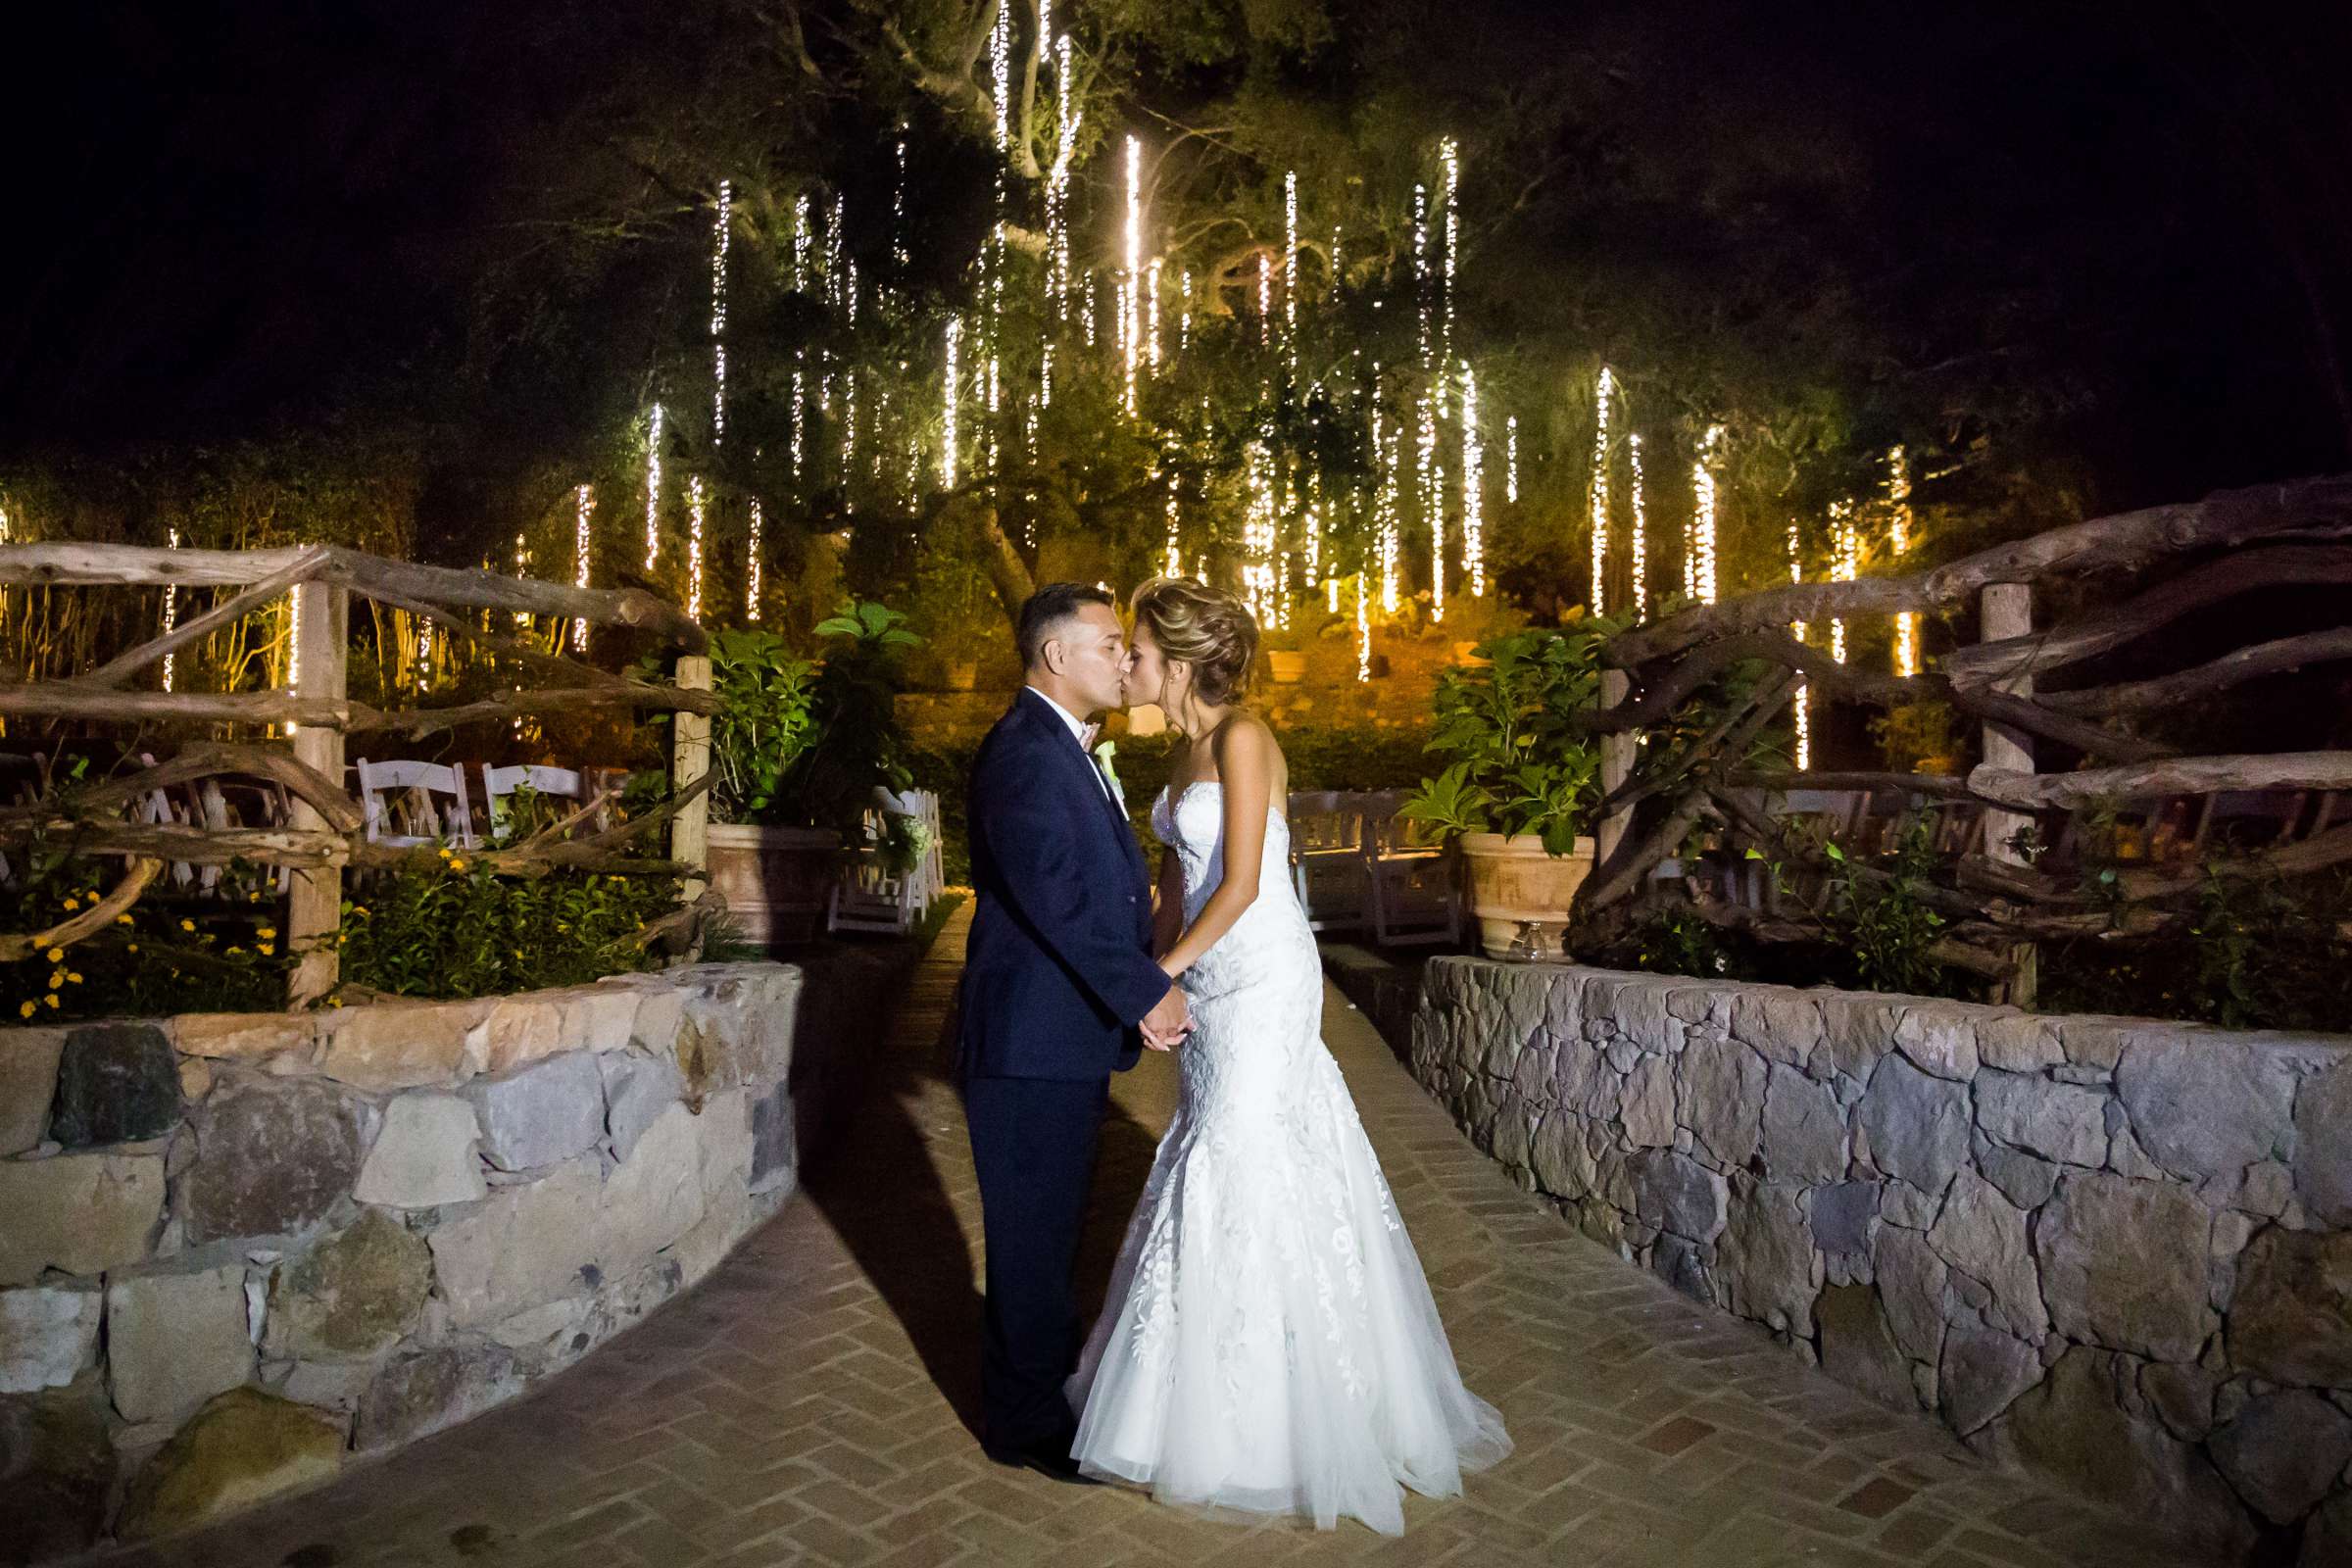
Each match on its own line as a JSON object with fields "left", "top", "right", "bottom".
{"left": 958, "top": 688, "right": 1166, "bottom": 1081}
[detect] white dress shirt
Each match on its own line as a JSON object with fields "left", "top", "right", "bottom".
{"left": 1026, "top": 686, "right": 1117, "bottom": 805}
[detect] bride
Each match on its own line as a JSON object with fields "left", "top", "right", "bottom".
{"left": 1065, "top": 576, "right": 1510, "bottom": 1534}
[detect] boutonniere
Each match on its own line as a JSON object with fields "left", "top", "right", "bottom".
{"left": 1092, "top": 739, "right": 1123, "bottom": 795}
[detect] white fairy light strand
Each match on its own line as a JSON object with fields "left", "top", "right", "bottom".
{"left": 1123, "top": 136, "right": 1142, "bottom": 415}
{"left": 1888, "top": 445, "right": 1918, "bottom": 677}
{"left": 643, "top": 403, "right": 664, "bottom": 570}
{"left": 1589, "top": 366, "right": 1614, "bottom": 613}
{"left": 1628, "top": 431, "right": 1648, "bottom": 618}
{"left": 1505, "top": 415, "right": 1518, "bottom": 505}
{"left": 1284, "top": 171, "right": 1299, "bottom": 374}
{"left": 1460, "top": 364, "right": 1485, "bottom": 597}
{"left": 161, "top": 527, "right": 179, "bottom": 690}
{"left": 746, "top": 498, "right": 763, "bottom": 621}
{"left": 710, "top": 179, "right": 731, "bottom": 446}
{"left": 1830, "top": 498, "right": 1857, "bottom": 664}
{"left": 1789, "top": 519, "right": 1810, "bottom": 771}
{"left": 1690, "top": 424, "right": 1724, "bottom": 606}
{"left": 572, "top": 486, "right": 593, "bottom": 653}
{"left": 942, "top": 318, "right": 961, "bottom": 489}
{"left": 686, "top": 476, "right": 706, "bottom": 620}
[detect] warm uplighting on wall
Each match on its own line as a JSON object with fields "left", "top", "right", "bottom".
{"left": 643, "top": 403, "right": 664, "bottom": 570}
{"left": 1589, "top": 366, "right": 1615, "bottom": 613}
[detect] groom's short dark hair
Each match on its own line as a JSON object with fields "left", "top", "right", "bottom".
{"left": 1016, "top": 582, "right": 1114, "bottom": 670}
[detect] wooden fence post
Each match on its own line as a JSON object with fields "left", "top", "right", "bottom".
{"left": 1595, "top": 668, "right": 1635, "bottom": 866}
{"left": 286, "top": 580, "right": 347, "bottom": 1008}
{"left": 671, "top": 654, "right": 712, "bottom": 902}
{"left": 1980, "top": 581, "right": 2037, "bottom": 1006}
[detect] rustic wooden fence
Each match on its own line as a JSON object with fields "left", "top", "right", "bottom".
{"left": 1573, "top": 473, "right": 2352, "bottom": 997}
{"left": 0, "top": 543, "right": 715, "bottom": 1004}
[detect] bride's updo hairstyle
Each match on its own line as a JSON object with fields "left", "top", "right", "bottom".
{"left": 1130, "top": 576, "right": 1258, "bottom": 705}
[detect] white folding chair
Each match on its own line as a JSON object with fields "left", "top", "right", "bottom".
{"left": 356, "top": 758, "right": 477, "bottom": 849}
{"left": 481, "top": 763, "right": 595, "bottom": 840}
{"left": 1288, "top": 790, "right": 1374, "bottom": 935}
{"left": 1362, "top": 791, "right": 1461, "bottom": 947}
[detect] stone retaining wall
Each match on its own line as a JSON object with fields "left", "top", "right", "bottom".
{"left": 0, "top": 951, "right": 901, "bottom": 1563}
{"left": 1406, "top": 957, "right": 2352, "bottom": 1564}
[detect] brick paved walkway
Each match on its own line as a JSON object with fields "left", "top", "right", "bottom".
{"left": 95, "top": 906, "right": 2196, "bottom": 1568}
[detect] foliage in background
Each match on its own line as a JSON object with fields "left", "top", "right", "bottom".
{"left": 1822, "top": 816, "right": 1954, "bottom": 996}
{"left": 1868, "top": 700, "right": 1967, "bottom": 776}
{"left": 1400, "top": 622, "right": 1610, "bottom": 854}
{"left": 335, "top": 852, "right": 679, "bottom": 1001}
{"left": 2, "top": 845, "right": 288, "bottom": 1019}
{"left": 702, "top": 628, "right": 821, "bottom": 823}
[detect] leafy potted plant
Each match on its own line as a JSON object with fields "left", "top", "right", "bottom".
{"left": 1399, "top": 618, "right": 1609, "bottom": 959}
{"left": 697, "top": 605, "right": 922, "bottom": 947}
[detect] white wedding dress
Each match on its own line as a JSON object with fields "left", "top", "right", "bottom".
{"left": 1066, "top": 782, "right": 1511, "bottom": 1534}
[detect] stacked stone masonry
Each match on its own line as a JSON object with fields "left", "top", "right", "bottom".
{"left": 0, "top": 957, "right": 883, "bottom": 1564}
{"left": 1408, "top": 957, "right": 2352, "bottom": 1565}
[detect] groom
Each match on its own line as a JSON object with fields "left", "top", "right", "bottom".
{"left": 958, "top": 582, "right": 1191, "bottom": 1482}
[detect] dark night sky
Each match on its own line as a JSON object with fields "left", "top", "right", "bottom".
{"left": 1, "top": 1, "right": 2346, "bottom": 514}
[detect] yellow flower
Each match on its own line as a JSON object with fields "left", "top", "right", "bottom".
{"left": 247, "top": 891, "right": 262, "bottom": 902}
{"left": 448, "top": 858, "right": 466, "bottom": 872}
{"left": 62, "top": 898, "right": 78, "bottom": 912}
{"left": 438, "top": 847, "right": 454, "bottom": 859}
{"left": 45, "top": 948, "right": 63, "bottom": 962}
{"left": 179, "top": 919, "right": 196, "bottom": 933}
{"left": 257, "top": 926, "right": 276, "bottom": 940}
{"left": 17, "top": 1001, "right": 33, "bottom": 1019}
{"left": 116, "top": 914, "right": 133, "bottom": 926}
{"left": 257, "top": 944, "right": 274, "bottom": 956}
{"left": 226, "top": 946, "right": 244, "bottom": 956}
{"left": 66, "top": 973, "right": 81, "bottom": 985}
{"left": 352, "top": 906, "right": 369, "bottom": 917}
{"left": 49, "top": 970, "right": 65, "bottom": 989}
{"left": 42, "top": 994, "right": 58, "bottom": 1009}
{"left": 125, "top": 943, "right": 138, "bottom": 955}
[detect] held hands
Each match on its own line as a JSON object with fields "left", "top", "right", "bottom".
{"left": 1141, "top": 977, "right": 1192, "bottom": 1052}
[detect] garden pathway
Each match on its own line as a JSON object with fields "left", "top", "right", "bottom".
{"left": 91, "top": 905, "right": 2198, "bottom": 1568}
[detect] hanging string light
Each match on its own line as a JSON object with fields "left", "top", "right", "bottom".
{"left": 790, "top": 363, "right": 806, "bottom": 484}
{"left": 1789, "top": 519, "right": 1811, "bottom": 771}
{"left": 1123, "top": 136, "right": 1142, "bottom": 415}
{"left": 1049, "top": 36, "right": 1078, "bottom": 313}
{"left": 1887, "top": 445, "right": 1918, "bottom": 677}
{"left": 571, "top": 486, "right": 593, "bottom": 653}
{"left": 1460, "top": 365, "right": 1485, "bottom": 597}
{"left": 710, "top": 179, "right": 731, "bottom": 447}
{"left": 1178, "top": 270, "right": 1192, "bottom": 356}
{"left": 1830, "top": 498, "right": 1858, "bottom": 664}
{"left": 991, "top": 0, "right": 1012, "bottom": 153}
{"left": 744, "top": 497, "right": 762, "bottom": 623}
{"left": 1355, "top": 569, "right": 1371, "bottom": 682}
{"left": 1330, "top": 223, "right": 1342, "bottom": 301}
{"left": 1147, "top": 258, "right": 1163, "bottom": 368}
{"left": 1283, "top": 171, "right": 1299, "bottom": 375}
{"left": 1257, "top": 252, "right": 1272, "bottom": 349}
{"left": 893, "top": 127, "right": 910, "bottom": 270}
{"left": 1690, "top": 423, "right": 1724, "bottom": 607}
{"left": 161, "top": 527, "right": 179, "bottom": 690}
{"left": 842, "top": 378, "right": 858, "bottom": 515}
{"left": 685, "top": 477, "right": 706, "bottom": 620}
{"left": 1628, "top": 432, "right": 1649, "bottom": 619}
{"left": 1505, "top": 415, "right": 1519, "bottom": 505}
{"left": 1439, "top": 138, "right": 1459, "bottom": 416}
{"left": 513, "top": 530, "right": 533, "bottom": 633}
{"left": 1588, "top": 366, "right": 1614, "bottom": 613}
{"left": 941, "top": 318, "right": 962, "bottom": 489}
{"left": 1243, "top": 439, "right": 1276, "bottom": 623}
{"left": 1372, "top": 392, "right": 1399, "bottom": 612}
{"left": 1413, "top": 185, "right": 1432, "bottom": 372}
{"left": 643, "top": 403, "right": 664, "bottom": 570}
{"left": 1163, "top": 465, "right": 1182, "bottom": 576}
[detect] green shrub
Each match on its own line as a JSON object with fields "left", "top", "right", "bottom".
{"left": 4, "top": 845, "right": 290, "bottom": 1020}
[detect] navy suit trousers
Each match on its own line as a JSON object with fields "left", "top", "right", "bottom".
{"left": 961, "top": 1071, "right": 1109, "bottom": 1450}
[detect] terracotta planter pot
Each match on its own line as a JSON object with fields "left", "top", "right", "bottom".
{"left": 1267, "top": 650, "right": 1308, "bottom": 684}
{"left": 1453, "top": 640, "right": 1488, "bottom": 665}
{"left": 1460, "top": 831, "right": 1596, "bottom": 960}
{"left": 944, "top": 661, "right": 979, "bottom": 692}
{"left": 707, "top": 823, "right": 842, "bottom": 948}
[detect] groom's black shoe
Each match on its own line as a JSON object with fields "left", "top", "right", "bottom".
{"left": 983, "top": 1431, "right": 1101, "bottom": 1486}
